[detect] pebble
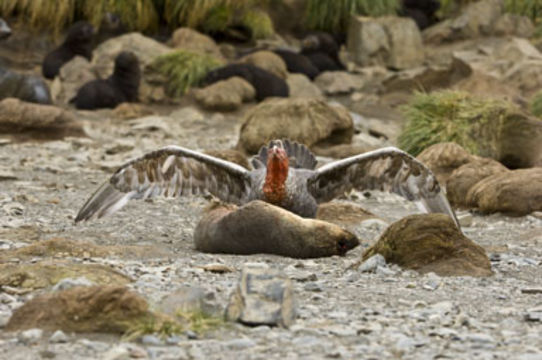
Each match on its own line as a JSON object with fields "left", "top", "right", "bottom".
{"left": 141, "top": 334, "right": 162, "bottom": 346}
{"left": 224, "top": 338, "right": 256, "bottom": 350}
{"left": 356, "top": 254, "right": 386, "bottom": 273}
{"left": 52, "top": 277, "right": 95, "bottom": 292}
{"left": 49, "top": 330, "right": 69, "bottom": 343}
{"left": 18, "top": 328, "right": 43, "bottom": 345}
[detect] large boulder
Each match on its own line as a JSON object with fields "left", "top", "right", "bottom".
{"left": 466, "top": 168, "right": 542, "bottom": 215}
{"left": 286, "top": 73, "right": 322, "bottom": 98}
{"left": 5, "top": 286, "right": 153, "bottom": 333}
{"left": 447, "top": 157, "right": 509, "bottom": 207}
{"left": 0, "top": 98, "right": 83, "bottom": 139}
{"left": 361, "top": 214, "right": 492, "bottom": 277}
{"left": 237, "top": 97, "right": 353, "bottom": 153}
{"left": 194, "top": 201, "right": 359, "bottom": 258}
{"left": 417, "top": 142, "right": 474, "bottom": 185}
{"left": 169, "top": 27, "right": 223, "bottom": 59}
{"left": 347, "top": 16, "right": 424, "bottom": 70}
{"left": 0, "top": 68, "right": 51, "bottom": 104}
{"left": 238, "top": 51, "right": 288, "bottom": 79}
{"left": 50, "top": 56, "right": 95, "bottom": 105}
{"left": 193, "top": 76, "right": 255, "bottom": 111}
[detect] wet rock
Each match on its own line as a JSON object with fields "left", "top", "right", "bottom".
{"left": 50, "top": 56, "right": 95, "bottom": 105}
{"left": 0, "top": 98, "right": 83, "bottom": 139}
{"left": 447, "top": 157, "right": 509, "bottom": 207}
{"left": 466, "top": 168, "right": 542, "bottom": 215}
{"left": 238, "top": 51, "right": 288, "bottom": 79}
{"left": 286, "top": 73, "right": 322, "bottom": 98}
{"left": 18, "top": 328, "right": 43, "bottom": 345}
{"left": 49, "top": 330, "right": 69, "bottom": 343}
{"left": 170, "top": 27, "right": 222, "bottom": 59}
{"left": 347, "top": 16, "right": 423, "bottom": 70}
{"left": 238, "top": 97, "right": 353, "bottom": 153}
{"left": 194, "top": 201, "right": 359, "bottom": 258}
{"left": 194, "top": 77, "right": 255, "bottom": 111}
{"left": 6, "top": 286, "right": 152, "bottom": 333}
{"left": 226, "top": 265, "right": 295, "bottom": 328}
{"left": 362, "top": 214, "right": 493, "bottom": 277}
{"left": 423, "top": 0, "right": 505, "bottom": 44}
{"left": 204, "top": 148, "right": 250, "bottom": 169}
{"left": 417, "top": 142, "right": 474, "bottom": 185}
{"left": 314, "top": 71, "right": 364, "bottom": 95}
{"left": 0, "top": 68, "right": 51, "bottom": 104}
{"left": 493, "top": 14, "right": 534, "bottom": 38}
{"left": 0, "top": 261, "right": 131, "bottom": 290}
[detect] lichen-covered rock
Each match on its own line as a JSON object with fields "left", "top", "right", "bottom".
{"left": 194, "top": 201, "right": 359, "bottom": 258}
{"left": 194, "top": 77, "right": 255, "bottom": 111}
{"left": 417, "top": 142, "right": 474, "bottom": 185}
{"left": 5, "top": 286, "right": 152, "bottom": 333}
{"left": 169, "top": 27, "right": 223, "bottom": 59}
{"left": 238, "top": 97, "right": 353, "bottom": 153}
{"left": 0, "top": 261, "right": 132, "bottom": 290}
{"left": 347, "top": 16, "right": 423, "bottom": 70}
{"left": 466, "top": 168, "right": 542, "bottom": 215}
{"left": 362, "top": 214, "right": 492, "bottom": 277}
{"left": 447, "top": 157, "right": 509, "bottom": 207}
{"left": 285, "top": 73, "right": 322, "bottom": 98}
{"left": 0, "top": 98, "right": 83, "bottom": 139}
{"left": 226, "top": 265, "right": 295, "bottom": 328}
{"left": 238, "top": 51, "right": 288, "bottom": 79}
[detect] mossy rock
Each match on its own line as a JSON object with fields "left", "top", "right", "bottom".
{"left": 5, "top": 286, "right": 153, "bottom": 333}
{"left": 362, "top": 214, "right": 492, "bottom": 277}
{"left": 447, "top": 157, "right": 509, "bottom": 208}
{"left": 399, "top": 91, "right": 542, "bottom": 168}
{"left": 0, "top": 261, "right": 132, "bottom": 290}
{"left": 466, "top": 168, "right": 542, "bottom": 215}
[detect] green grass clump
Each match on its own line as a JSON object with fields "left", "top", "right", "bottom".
{"left": 240, "top": 9, "right": 274, "bottom": 40}
{"left": 0, "top": 0, "right": 159, "bottom": 35}
{"left": 150, "top": 50, "right": 223, "bottom": 98}
{"left": 398, "top": 91, "right": 510, "bottom": 157}
{"left": 529, "top": 90, "right": 542, "bottom": 117}
{"left": 304, "top": 0, "right": 400, "bottom": 34}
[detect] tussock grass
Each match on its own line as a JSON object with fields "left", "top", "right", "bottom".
{"left": 304, "top": 0, "right": 400, "bottom": 34}
{"left": 150, "top": 50, "right": 223, "bottom": 97}
{"left": 529, "top": 90, "right": 542, "bottom": 117}
{"left": 240, "top": 9, "right": 274, "bottom": 40}
{"left": 398, "top": 91, "right": 510, "bottom": 156}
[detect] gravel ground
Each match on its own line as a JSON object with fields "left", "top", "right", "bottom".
{"left": 0, "top": 107, "right": 541, "bottom": 360}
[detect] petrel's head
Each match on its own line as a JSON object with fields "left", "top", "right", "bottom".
{"left": 263, "top": 140, "right": 289, "bottom": 204}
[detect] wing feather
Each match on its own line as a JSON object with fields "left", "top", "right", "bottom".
{"left": 75, "top": 145, "right": 251, "bottom": 222}
{"left": 307, "top": 147, "right": 460, "bottom": 229}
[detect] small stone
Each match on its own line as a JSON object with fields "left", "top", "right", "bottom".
{"left": 52, "top": 276, "right": 95, "bottom": 292}
{"left": 224, "top": 338, "right": 256, "bottom": 350}
{"left": 165, "top": 335, "right": 182, "bottom": 345}
{"left": 0, "top": 311, "right": 11, "bottom": 328}
{"left": 458, "top": 213, "right": 474, "bottom": 227}
{"left": 356, "top": 254, "right": 386, "bottom": 273}
{"left": 141, "top": 334, "right": 162, "bottom": 346}
{"left": 102, "top": 345, "right": 130, "bottom": 360}
{"left": 185, "top": 330, "right": 198, "bottom": 340}
{"left": 18, "top": 328, "right": 43, "bottom": 345}
{"left": 521, "top": 288, "right": 542, "bottom": 294}
{"left": 304, "top": 282, "right": 324, "bottom": 292}
{"left": 49, "top": 330, "right": 68, "bottom": 343}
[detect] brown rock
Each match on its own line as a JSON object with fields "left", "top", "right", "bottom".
{"left": 447, "top": 157, "right": 509, "bottom": 207}
{"left": 194, "top": 77, "right": 255, "bottom": 111}
{"left": 362, "top": 214, "right": 492, "bottom": 277}
{"left": 5, "top": 286, "right": 152, "bottom": 333}
{"left": 238, "top": 97, "right": 353, "bottom": 153}
{"left": 316, "top": 202, "right": 376, "bottom": 227}
{"left": 0, "top": 98, "right": 84, "bottom": 139}
{"left": 417, "top": 142, "right": 474, "bottom": 185}
{"left": 51, "top": 56, "right": 96, "bottom": 105}
{"left": 112, "top": 103, "right": 155, "bottom": 120}
{"left": 498, "top": 111, "right": 542, "bottom": 168}
{"left": 0, "top": 261, "right": 132, "bottom": 290}
{"left": 238, "top": 51, "right": 288, "bottom": 79}
{"left": 493, "top": 13, "right": 534, "bottom": 38}
{"left": 194, "top": 201, "right": 359, "bottom": 258}
{"left": 169, "top": 27, "right": 223, "bottom": 59}
{"left": 286, "top": 73, "right": 322, "bottom": 98}
{"left": 204, "top": 149, "right": 250, "bottom": 169}
{"left": 452, "top": 72, "right": 523, "bottom": 104}
{"left": 466, "top": 168, "right": 542, "bottom": 215}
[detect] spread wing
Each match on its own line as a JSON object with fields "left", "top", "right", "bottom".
{"left": 307, "top": 147, "right": 460, "bottom": 228}
{"left": 75, "top": 145, "right": 252, "bottom": 222}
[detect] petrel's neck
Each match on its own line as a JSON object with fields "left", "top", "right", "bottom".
{"left": 263, "top": 155, "right": 289, "bottom": 204}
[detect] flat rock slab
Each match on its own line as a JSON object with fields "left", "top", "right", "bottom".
{"left": 5, "top": 286, "right": 152, "bottom": 333}
{"left": 194, "top": 200, "right": 359, "bottom": 258}
{"left": 361, "top": 214, "right": 493, "bottom": 277}
{"left": 226, "top": 265, "right": 295, "bottom": 328}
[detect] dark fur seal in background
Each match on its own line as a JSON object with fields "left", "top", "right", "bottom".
{"left": 272, "top": 49, "right": 319, "bottom": 80}
{"left": 42, "top": 21, "right": 94, "bottom": 79}
{"left": 401, "top": 0, "right": 441, "bottom": 29}
{"left": 0, "top": 18, "right": 12, "bottom": 40}
{"left": 301, "top": 32, "right": 345, "bottom": 72}
{"left": 72, "top": 51, "right": 140, "bottom": 110}
{"left": 94, "top": 13, "right": 127, "bottom": 46}
{"left": 0, "top": 68, "right": 52, "bottom": 104}
{"left": 203, "top": 63, "right": 289, "bottom": 101}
